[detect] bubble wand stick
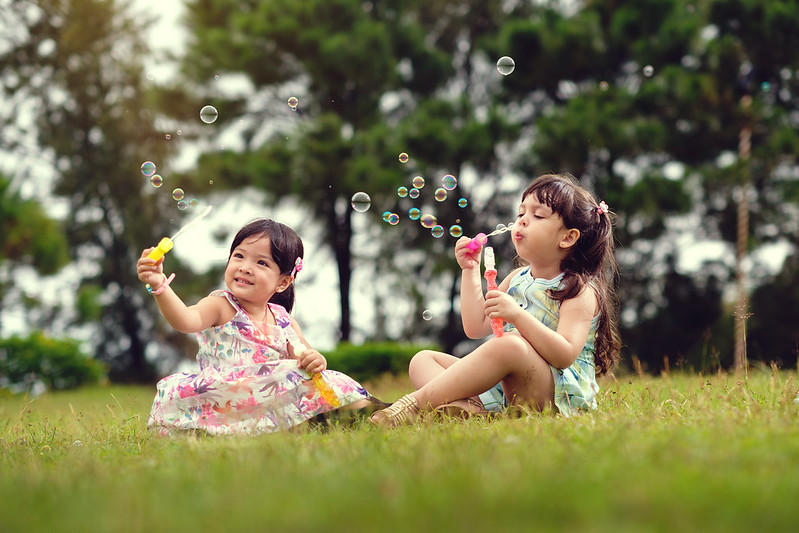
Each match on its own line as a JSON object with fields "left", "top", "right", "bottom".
{"left": 465, "top": 223, "right": 515, "bottom": 253}
{"left": 147, "top": 205, "right": 214, "bottom": 261}
{"left": 483, "top": 246, "right": 504, "bottom": 337}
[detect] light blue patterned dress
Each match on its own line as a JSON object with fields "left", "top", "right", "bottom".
{"left": 478, "top": 268, "right": 600, "bottom": 417}
{"left": 148, "top": 290, "right": 371, "bottom": 435}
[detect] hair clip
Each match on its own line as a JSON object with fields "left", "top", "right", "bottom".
{"left": 291, "top": 257, "right": 303, "bottom": 278}
{"left": 596, "top": 201, "right": 608, "bottom": 215}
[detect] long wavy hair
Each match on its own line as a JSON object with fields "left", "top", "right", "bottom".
{"left": 521, "top": 173, "right": 621, "bottom": 376}
{"left": 228, "top": 219, "right": 304, "bottom": 313}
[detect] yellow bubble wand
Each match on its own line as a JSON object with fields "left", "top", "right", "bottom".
{"left": 147, "top": 205, "right": 214, "bottom": 261}
{"left": 289, "top": 339, "right": 340, "bottom": 408}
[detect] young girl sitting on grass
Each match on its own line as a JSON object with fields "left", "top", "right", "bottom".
{"left": 371, "top": 173, "right": 621, "bottom": 426}
{"left": 138, "top": 218, "right": 378, "bottom": 435}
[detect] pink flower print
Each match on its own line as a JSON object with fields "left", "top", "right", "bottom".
{"left": 177, "top": 384, "right": 197, "bottom": 399}
{"left": 252, "top": 350, "right": 269, "bottom": 364}
{"left": 198, "top": 403, "right": 218, "bottom": 428}
{"left": 226, "top": 368, "right": 248, "bottom": 381}
{"left": 234, "top": 396, "right": 262, "bottom": 416}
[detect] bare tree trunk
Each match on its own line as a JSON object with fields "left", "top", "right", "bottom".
{"left": 734, "top": 95, "right": 752, "bottom": 375}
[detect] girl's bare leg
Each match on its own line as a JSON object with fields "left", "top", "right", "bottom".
{"left": 409, "top": 335, "right": 555, "bottom": 411}
{"left": 408, "top": 350, "right": 461, "bottom": 389}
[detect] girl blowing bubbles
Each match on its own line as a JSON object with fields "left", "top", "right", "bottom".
{"left": 371, "top": 173, "right": 621, "bottom": 426}
{"left": 138, "top": 218, "right": 377, "bottom": 435}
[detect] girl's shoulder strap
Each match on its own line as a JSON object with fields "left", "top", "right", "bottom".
{"left": 210, "top": 289, "right": 241, "bottom": 311}
{"left": 267, "top": 302, "right": 293, "bottom": 329}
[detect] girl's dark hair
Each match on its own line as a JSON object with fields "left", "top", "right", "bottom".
{"left": 521, "top": 173, "right": 621, "bottom": 376}
{"left": 228, "top": 219, "right": 304, "bottom": 313}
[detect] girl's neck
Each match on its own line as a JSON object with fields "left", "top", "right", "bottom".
{"left": 237, "top": 297, "right": 275, "bottom": 328}
{"left": 525, "top": 260, "right": 563, "bottom": 280}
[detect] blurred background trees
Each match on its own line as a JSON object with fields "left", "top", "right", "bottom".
{"left": 1, "top": 0, "right": 798, "bottom": 385}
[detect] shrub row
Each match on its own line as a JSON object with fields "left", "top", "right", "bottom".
{"left": 323, "top": 342, "right": 438, "bottom": 383}
{"left": 0, "top": 332, "right": 106, "bottom": 393}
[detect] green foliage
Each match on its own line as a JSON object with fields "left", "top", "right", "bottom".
{"left": 0, "top": 176, "right": 69, "bottom": 275}
{"left": 323, "top": 342, "right": 437, "bottom": 382}
{"left": 0, "top": 332, "right": 106, "bottom": 392}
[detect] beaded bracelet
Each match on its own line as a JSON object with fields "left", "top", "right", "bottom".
{"left": 146, "top": 273, "right": 175, "bottom": 296}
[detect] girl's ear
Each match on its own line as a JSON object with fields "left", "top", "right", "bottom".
{"left": 275, "top": 275, "right": 293, "bottom": 293}
{"left": 559, "top": 228, "right": 580, "bottom": 249}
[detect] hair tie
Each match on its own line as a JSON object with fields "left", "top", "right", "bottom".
{"left": 596, "top": 201, "right": 608, "bottom": 215}
{"left": 291, "top": 257, "right": 303, "bottom": 279}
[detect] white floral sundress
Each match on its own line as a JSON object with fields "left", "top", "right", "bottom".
{"left": 148, "top": 290, "right": 371, "bottom": 435}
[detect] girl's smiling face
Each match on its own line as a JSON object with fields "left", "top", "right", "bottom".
{"left": 224, "top": 235, "right": 291, "bottom": 307}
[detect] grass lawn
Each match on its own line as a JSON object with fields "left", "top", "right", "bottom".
{"left": 1, "top": 369, "right": 798, "bottom": 532}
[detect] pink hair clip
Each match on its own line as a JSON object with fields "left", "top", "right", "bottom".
{"left": 596, "top": 201, "right": 608, "bottom": 215}
{"left": 291, "top": 257, "right": 303, "bottom": 278}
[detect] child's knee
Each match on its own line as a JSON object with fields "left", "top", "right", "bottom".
{"left": 409, "top": 350, "right": 436, "bottom": 371}
{"left": 489, "top": 334, "right": 530, "bottom": 354}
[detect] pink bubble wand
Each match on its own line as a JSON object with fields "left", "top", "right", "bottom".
{"left": 483, "top": 246, "right": 504, "bottom": 337}
{"left": 464, "top": 223, "right": 515, "bottom": 253}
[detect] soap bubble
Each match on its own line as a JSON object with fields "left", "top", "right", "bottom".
{"left": 177, "top": 199, "right": 188, "bottom": 210}
{"left": 200, "top": 105, "right": 218, "bottom": 124}
{"left": 398, "top": 152, "right": 409, "bottom": 164}
{"left": 431, "top": 225, "right": 445, "bottom": 238}
{"left": 599, "top": 81, "right": 609, "bottom": 91}
{"left": 382, "top": 211, "right": 392, "bottom": 222}
{"left": 172, "top": 188, "right": 185, "bottom": 201}
{"left": 497, "top": 56, "right": 516, "bottom": 76}
{"left": 458, "top": 198, "right": 468, "bottom": 208}
{"left": 140, "top": 161, "right": 156, "bottom": 177}
{"left": 150, "top": 174, "right": 163, "bottom": 188}
{"left": 408, "top": 207, "right": 421, "bottom": 220}
{"left": 643, "top": 65, "right": 654, "bottom": 77}
{"left": 495, "top": 223, "right": 507, "bottom": 232}
{"left": 409, "top": 188, "right": 420, "bottom": 199}
{"left": 165, "top": 133, "right": 171, "bottom": 140}
{"left": 449, "top": 225, "right": 463, "bottom": 238}
{"left": 397, "top": 186, "right": 408, "bottom": 198}
{"left": 422, "top": 309, "right": 433, "bottom": 321}
{"left": 434, "top": 188, "right": 447, "bottom": 202}
{"left": 288, "top": 96, "right": 299, "bottom": 110}
{"left": 412, "top": 176, "right": 425, "bottom": 188}
{"left": 420, "top": 214, "right": 437, "bottom": 228}
{"left": 351, "top": 192, "right": 371, "bottom": 212}
{"left": 387, "top": 213, "right": 400, "bottom": 225}
{"left": 189, "top": 198, "right": 199, "bottom": 208}
{"left": 442, "top": 174, "right": 457, "bottom": 190}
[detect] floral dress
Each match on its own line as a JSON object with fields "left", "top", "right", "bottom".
{"left": 148, "top": 290, "right": 371, "bottom": 435}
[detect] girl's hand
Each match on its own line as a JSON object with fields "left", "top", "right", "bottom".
{"left": 137, "top": 248, "right": 164, "bottom": 288}
{"left": 298, "top": 348, "right": 327, "bottom": 374}
{"left": 454, "top": 236, "right": 482, "bottom": 271}
{"left": 484, "top": 290, "right": 522, "bottom": 324}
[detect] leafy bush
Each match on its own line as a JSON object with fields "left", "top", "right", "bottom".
{"left": 323, "top": 342, "right": 438, "bottom": 382}
{"left": 0, "top": 332, "right": 106, "bottom": 392}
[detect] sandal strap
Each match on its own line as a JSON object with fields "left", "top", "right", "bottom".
{"left": 372, "top": 394, "right": 420, "bottom": 427}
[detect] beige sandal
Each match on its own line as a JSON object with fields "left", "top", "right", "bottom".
{"left": 369, "top": 394, "right": 420, "bottom": 428}
{"left": 435, "top": 397, "right": 489, "bottom": 419}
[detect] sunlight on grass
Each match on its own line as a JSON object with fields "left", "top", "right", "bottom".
{"left": 1, "top": 371, "right": 798, "bottom": 532}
